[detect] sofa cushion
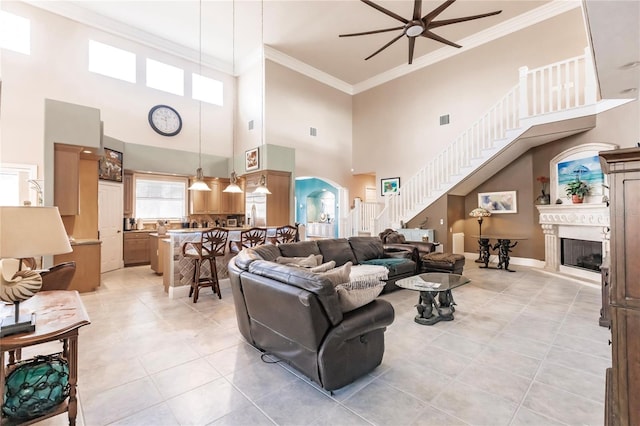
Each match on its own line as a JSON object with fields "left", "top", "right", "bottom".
{"left": 318, "top": 261, "right": 352, "bottom": 286}
{"left": 335, "top": 281, "right": 385, "bottom": 312}
{"left": 249, "top": 244, "right": 282, "bottom": 262}
{"left": 348, "top": 236, "right": 384, "bottom": 263}
{"left": 361, "top": 258, "right": 416, "bottom": 276}
{"left": 276, "top": 254, "right": 323, "bottom": 268}
{"left": 234, "top": 247, "right": 266, "bottom": 270}
{"left": 278, "top": 240, "right": 321, "bottom": 258}
{"left": 310, "top": 261, "right": 336, "bottom": 273}
{"left": 317, "top": 239, "right": 357, "bottom": 267}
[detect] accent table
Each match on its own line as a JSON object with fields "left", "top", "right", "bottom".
{"left": 1, "top": 291, "right": 90, "bottom": 425}
{"left": 396, "top": 273, "right": 470, "bottom": 325}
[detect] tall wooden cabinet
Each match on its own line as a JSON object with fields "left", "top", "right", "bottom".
{"left": 599, "top": 147, "right": 640, "bottom": 426}
{"left": 244, "top": 170, "right": 291, "bottom": 226}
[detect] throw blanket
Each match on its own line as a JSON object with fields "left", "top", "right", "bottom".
{"left": 349, "top": 264, "right": 388, "bottom": 289}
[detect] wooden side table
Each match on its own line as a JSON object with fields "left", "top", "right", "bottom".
{"left": 1, "top": 291, "right": 90, "bottom": 425}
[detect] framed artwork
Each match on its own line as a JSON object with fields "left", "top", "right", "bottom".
{"left": 99, "top": 148, "right": 123, "bottom": 182}
{"left": 245, "top": 148, "right": 259, "bottom": 171}
{"left": 381, "top": 177, "right": 400, "bottom": 196}
{"left": 478, "top": 190, "right": 517, "bottom": 214}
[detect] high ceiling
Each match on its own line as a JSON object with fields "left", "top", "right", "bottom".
{"left": 25, "top": 0, "right": 639, "bottom": 97}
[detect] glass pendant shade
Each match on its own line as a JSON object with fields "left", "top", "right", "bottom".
{"left": 223, "top": 172, "right": 243, "bottom": 193}
{"left": 188, "top": 168, "right": 211, "bottom": 191}
{"left": 253, "top": 174, "right": 271, "bottom": 195}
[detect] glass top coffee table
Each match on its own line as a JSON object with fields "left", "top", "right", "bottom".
{"left": 396, "top": 273, "right": 470, "bottom": 325}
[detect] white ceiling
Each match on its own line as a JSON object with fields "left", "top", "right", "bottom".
{"left": 26, "top": 0, "right": 639, "bottom": 97}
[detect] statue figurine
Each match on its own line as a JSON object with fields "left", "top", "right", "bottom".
{"left": 493, "top": 239, "right": 518, "bottom": 271}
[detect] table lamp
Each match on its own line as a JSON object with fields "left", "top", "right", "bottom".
{"left": 469, "top": 207, "right": 491, "bottom": 263}
{"left": 0, "top": 206, "right": 72, "bottom": 337}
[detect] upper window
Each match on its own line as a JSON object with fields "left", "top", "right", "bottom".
{"left": 134, "top": 175, "right": 187, "bottom": 220}
{"left": 146, "top": 59, "right": 184, "bottom": 96}
{"left": 0, "top": 163, "right": 37, "bottom": 206}
{"left": 88, "top": 40, "right": 136, "bottom": 83}
{"left": 0, "top": 11, "right": 30, "bottom": 55}
{"left": 193, "top": 73, "right": 223, "bottom": 106}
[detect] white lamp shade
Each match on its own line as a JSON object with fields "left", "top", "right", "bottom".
{"left": 0, "top": 206, "right": 72, "bottom": 258}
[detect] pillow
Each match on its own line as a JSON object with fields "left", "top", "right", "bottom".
{"left": 335, "top": 282, "right": 385, "bottom": 312}
{"left": 310, "top": 260, "right": 336, "bottom": 273}
{"left": 319, "top": 261, "right": 352, "bottom": 287}
{"left": 275, "top": 254, "right": 322, "bottom": 268}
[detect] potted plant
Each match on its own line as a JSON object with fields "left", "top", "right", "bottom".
{"left": 565, "top": 179, "right": 590, "bottom": 203}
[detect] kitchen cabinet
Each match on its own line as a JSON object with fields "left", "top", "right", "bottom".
{"left": 149, "top": 233, "right": 169, "bottom": 275}
{"left": 599, "top": 147, "right": 640, "bottom": 426}
{"left": 124, "top": 231, "right": 151, "bottom": 266}
{"left": 53, "top": 240, "right": 101, "bottom": 292}
{"left": 123, "top": 170, "right": 133, "bottom": 216}
{"left": 54, "top": 144, "right": 83, "bottom": 215}
{"left": 244, "top": 170, "right": 291, "bottom": 226}
{"left": 189, "top": 177, "right": 245, "bottom": 215}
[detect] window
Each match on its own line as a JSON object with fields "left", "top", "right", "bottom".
{"left": 0, "top": 11, "right": 30, "bottom": 55}
{"left": 192, "top": 73, "right": 223, "bottom": 106}
{"left": 0, "top": 163, "right": 37, "bottom": 206}
{"left": 147, "top": 59, "right": 184, "bottom": 96}
{"left": 134, "top": 175, "right": 187, "bottom": 220}
{"left": 88, "top": 40, "right": 136, "bottom": 83}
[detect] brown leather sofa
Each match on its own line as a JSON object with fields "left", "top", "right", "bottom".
{"left": 228, "top": 237, "right": 398, "bottom": 391}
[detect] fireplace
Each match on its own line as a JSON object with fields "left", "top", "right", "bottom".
{"left": 561, "top": 238, "right": 602, "bottom": 272}
{"left": 537, "top": 203, "right": 609, "bottom": 282}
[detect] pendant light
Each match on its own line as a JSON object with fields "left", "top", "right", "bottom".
{"left": 252, "top": 0, "right": 271, "bottom": 195}
{"left": 223, "top": 0, "right": 243, "bottom": 194}
{"left": 189, "top": 0, "right": 211, "bottom": 192}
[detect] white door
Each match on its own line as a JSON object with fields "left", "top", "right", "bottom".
{"left": 99, "top": 182, "right": 124, "bottom": 272}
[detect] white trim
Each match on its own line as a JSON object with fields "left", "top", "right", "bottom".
{"left": 168, "top": 284, "right": 190, "bottom": 300}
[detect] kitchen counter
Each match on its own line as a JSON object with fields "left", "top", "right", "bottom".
{"left": 69, "top": 238, "right": 101, "bottom": 246}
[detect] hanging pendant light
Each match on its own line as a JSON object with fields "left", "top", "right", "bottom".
{"left": 223, "top": 0, "right": 243, "bottom": 194}
{"left": 189, "top": 0, "right": 211, "bottom": 192}
{"left": 253, "top": 174, "right": 271, "bottom": 195}
{"left": 252, "top": 0, "right": 270, "bottom": 195}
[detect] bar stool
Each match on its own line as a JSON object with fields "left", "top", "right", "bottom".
{"left": 267, "top": 224, "right": 299, "bottom": 245}
{"left": 182, "top": 228, "right": 229, "bottom": 303}
{"left": 229, "top": 227, "right": 267, "bottom": 254}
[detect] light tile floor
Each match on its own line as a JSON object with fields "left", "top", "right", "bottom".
{"left": 32, "top": 262, "right": 611, "bottom": 425}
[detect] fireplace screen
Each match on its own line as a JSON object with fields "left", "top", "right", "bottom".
{"left": 561, "top": 238, "right": 602, "bottom": 272}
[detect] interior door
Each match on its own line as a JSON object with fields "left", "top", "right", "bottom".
{"left": 99, "top": 181, "right": 123, "bottom": 272}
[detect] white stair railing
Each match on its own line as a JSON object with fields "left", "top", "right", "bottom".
{"left": 346, "top": 199, "right": 382, "bottom": 236}
{"left": 372, "top": 48, "right": 596, "bottom": 235}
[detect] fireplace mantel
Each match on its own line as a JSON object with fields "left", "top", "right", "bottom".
{"left": 536, "top": 203, "right": 609, "bottom": 281}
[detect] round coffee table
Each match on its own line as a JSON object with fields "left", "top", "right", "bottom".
{"left": 396, "top": 272, "right": 470, "bottom": 325}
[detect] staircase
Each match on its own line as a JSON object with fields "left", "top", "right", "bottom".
{"left": 346, "top": 48, "right": 630, "bottom": 237}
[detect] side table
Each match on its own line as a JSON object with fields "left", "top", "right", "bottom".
{"left": 1, "top": 291, "right": 90, "bottom": 425}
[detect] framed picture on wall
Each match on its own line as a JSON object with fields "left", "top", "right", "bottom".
{"left": 98, "top": 148, "right": 123, "bottom": 182}
{"left": 478, "top": 190, "right": 517, "bottom": 214}
{"left": 245, "top": 148, "right": 259, "bottom": 171}
{"left": 381, "top": 177, "right": 400, "bottom": 196}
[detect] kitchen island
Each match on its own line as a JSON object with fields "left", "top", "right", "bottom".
{"left": 162, "top": 227, "right": 277, "bottom": 299}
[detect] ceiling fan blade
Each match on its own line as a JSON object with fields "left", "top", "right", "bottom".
{"left": 365, "top": 33, "right": 405, "bottom": 60}
{"left": 408, "top": 37, "right": 416, "bottom": 64}
{"left": 422, "top": 0, "right": 456, "bottom": 24}
{"left": 422, "top": 30, "right": 462, "bottom": 48}
{"left": 339, "top": 26, "right": 405, "bottom": 38}
{"left": 361, "top": 0, "right": 409, "bottom": 24}
{"left": 430, "top": 10, "right": 503, "bottom": 29}
{"left": 412, "top": 0, "right": 422, "bottom": 21}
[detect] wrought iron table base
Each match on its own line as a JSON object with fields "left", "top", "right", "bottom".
{"left": 414, "top": 290, "right": 456, "bottom": 325}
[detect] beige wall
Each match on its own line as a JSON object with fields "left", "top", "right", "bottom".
{"left": 1, "top": 2, "right": 234, "bottom": 177}
{"left": 265, "top": 60, "right": 353, "bottom": 185}
{"left": 352, "top": 8, "right": 589, "bottom": 200}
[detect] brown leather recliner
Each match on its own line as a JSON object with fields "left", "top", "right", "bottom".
{"left": 228, "top": 242, "right": 395, "bottom": 392}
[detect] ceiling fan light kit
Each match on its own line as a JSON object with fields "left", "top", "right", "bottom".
{"left": 340, "top": 0, "right": 502, "bottom": 65}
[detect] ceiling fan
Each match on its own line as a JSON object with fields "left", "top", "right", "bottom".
{"left": 339, "top": 0, "right": 502, "bottom": 65}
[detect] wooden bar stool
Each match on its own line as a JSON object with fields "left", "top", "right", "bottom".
{"left": 229, "top": 227, "right": 267, "bottom": 254}
{"left": 182, "top": 228, "right": 229, "bottom": 303}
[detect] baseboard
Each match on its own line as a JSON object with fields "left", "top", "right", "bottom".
{"left": 463, "top": 252, "right": 545, "bottom": 268}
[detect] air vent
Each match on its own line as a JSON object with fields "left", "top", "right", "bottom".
{"left": 248, "top": 120, "right": 254, "bottom": 130}
{"left": 310, "top": 127, "right": 317, "bottom": 137}
{"left": 439, "top": 114, "right": 450, "bottom": 126}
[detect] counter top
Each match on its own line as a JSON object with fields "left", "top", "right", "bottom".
{"left": 123, "top": 229, "right": 153, "bottom": 233}
{"left": 69, "top": 238, "right": 101, "bottom": 246}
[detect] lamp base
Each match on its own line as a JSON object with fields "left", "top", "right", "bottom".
{"left": 1, "top": 313, "right": 36, "bottom": 337}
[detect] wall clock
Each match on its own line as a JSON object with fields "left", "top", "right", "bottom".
{"left": 148, "top": 104, "right": 182, "bottom": 136}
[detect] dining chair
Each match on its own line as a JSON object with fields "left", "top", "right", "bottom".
{"left": 182, "top": 228, "right": 229, "bottom": 303}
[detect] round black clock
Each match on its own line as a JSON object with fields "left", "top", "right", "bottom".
{"left": 148, "top": 104, "right": 182, "bottom": 136}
